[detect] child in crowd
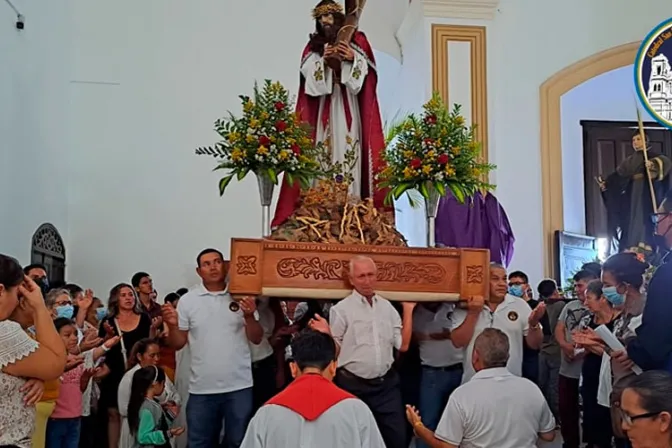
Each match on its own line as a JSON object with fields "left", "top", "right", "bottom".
{"left": 127, "top": 366, "right": 184, "bottom": 448}
{"left": 46, "top": 318, "right": 119, "bottom": 448}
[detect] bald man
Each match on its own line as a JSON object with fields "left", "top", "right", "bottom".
{"left": 309, "top": 255, "right": 415, "bottom": 448}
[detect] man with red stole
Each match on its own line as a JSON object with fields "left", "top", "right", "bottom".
{"left": 271, "top": 0, "right": 388, "bottom": 227}
{"left": 240, "top": 329, "right": 385, "bottom": 448}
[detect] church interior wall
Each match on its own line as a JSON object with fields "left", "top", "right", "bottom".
{"left": 560, "top": 66, "right": 655, "bottom": 236}
{"left": 0, "top": 1, "right": 71, "bottom": 261}
{"left": 429, "top": 0, "right": 672, "bottom": 286}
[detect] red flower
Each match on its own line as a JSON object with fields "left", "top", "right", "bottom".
{"left": 437, "top": 154, "right": 449, "bottom": 164}
{"left": 410, "top": 158, "right": 422, "bottom": 169}
{"left": 291, "top": 144, "right": 301, "bottom": 155}
{"left": 258, "top": 135, "right": 271, "bottom": 147}
{"left": 423, "top": 138, "right": 434, "bottom": 146}
{"left": 275, "top": 120, "right": 287, "bottom": 132}
{"left": 274, "top": 102, "right": 286, "bottom": 111}
{"left": 425, "top": 115, "right": 437, "bottom": 124}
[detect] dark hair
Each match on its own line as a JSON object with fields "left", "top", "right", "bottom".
{"left": 0, "top": 254, "right": 25, "bottom": 289}
{"left": 290, "top": 329, "right": 337, "bottom": 371}
{"left": 574, "top": 269, "right": 598, "bottom": 282}
{"left": 53, "top": 317, "right": 75, "bottom": 333}
{"left": 23, "top": 263, "right": 47, "bottom": 276}
{"left": 107, "top": 283, "right": 140, "bottom": 317}
{"left": 537, "top": 279, "right": 558, "bottom": 299}
{"left": 196, "top": 248, "right": 224, "bottom": 267}
{"left": 63, "top": 283, "right": 84, "bottom": 298}
{"left": 164, "top": 292, "right": 179, "bottom": 305}
{"left": 581, "top": 262, "right": 602, "bottom": 278}
{"left": 175, "top": 288, "right": 189, "bottom": 297}
{"left": 631, "top": 130, "right": 649, "bottom": 142}
{"left": 131, "top": 272, "right": 150, "bottom": 288}
{"left": 127, "top": 338, "right": 160, "bottom": 370}
{"left": 586, "top": 279, "right": 604, "bottom": 299}
{"left": 128, "top": 366, "right": 166, "bottom": 435}
{"left": 602, "top": 252, "right": 649, "bottom": 289}
{"left": 625, "top": 370, "right": 672, "bottom": 416}
{"left": 508, "top": 270, "right": 528, "bottom": 284}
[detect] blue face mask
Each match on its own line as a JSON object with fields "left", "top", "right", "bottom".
{"left": 96, "top": 307, "right": 107, "bottom": 321}
{"left": 508, "top": 285, "right": 524, "bottom": 297}
{"left": 603, "top": 286, "right": 625, "bottom": 307}
{"left": 55, "top": 304, "right": 74, "bottom": 320}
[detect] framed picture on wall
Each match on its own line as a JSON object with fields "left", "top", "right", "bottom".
{"left": 555, "top": 231, "right": 598, "bottom": 291}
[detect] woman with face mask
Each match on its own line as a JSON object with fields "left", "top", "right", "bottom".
{"left": 45, "top": 289, "right": 75, "bottom": 320}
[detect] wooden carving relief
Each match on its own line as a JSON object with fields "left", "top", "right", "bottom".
{"left": 228, "top": 239, "right": 490, "bottom": 302}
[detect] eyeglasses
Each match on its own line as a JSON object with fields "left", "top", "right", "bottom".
{"left": 619, "top": 407, "right": 661, "bottom": 425}
{"left": 651, "top": 212, "right": 671, "bottom": 224}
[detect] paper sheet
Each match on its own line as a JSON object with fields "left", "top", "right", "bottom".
{"left": 595, "top": 324, "right": 643, "bottom": 375}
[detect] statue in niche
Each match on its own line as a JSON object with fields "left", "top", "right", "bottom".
{"left": 272, "top": 0, "right": 388, "bottom": 227}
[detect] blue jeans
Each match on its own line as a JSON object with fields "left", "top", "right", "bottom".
{"left": 187, "top": 388, "right": 253, "bottom": 448}
{"left": 417, "top": 365, "right": 463, "bottom": 448}
{"left": 45, "top": 417, "right": 81, "bottom": 448}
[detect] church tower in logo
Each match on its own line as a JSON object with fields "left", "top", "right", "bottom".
{"left": 647, "top": 54, "right": 672, "bottom": 120}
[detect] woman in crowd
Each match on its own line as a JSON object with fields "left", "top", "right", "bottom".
{"left": 580, "top": 280, "right": 619, "bottom": 448}
{"left": 0, "top": 254, "right": 67, "bottom": 448}
{"left": 98, "top": 283, "right": 154, "bottom": 448}
{"left": 620, "top": 370, "right": 672, "bottom": 448}
{"left": 118, "top": 338, "right": 181, "bottom": 448}
{"left": 45, "top": 289, "right": 76, "bottom": 320}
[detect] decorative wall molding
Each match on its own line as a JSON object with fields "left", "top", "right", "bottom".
{"left": 423, "top": 0, "right": 500, "bottom": 20}
{"left": 539, "top": 42, "right": 640, "bottom": 277}
{"left": 431, "top": 24, "right": 489, "bottom": 162}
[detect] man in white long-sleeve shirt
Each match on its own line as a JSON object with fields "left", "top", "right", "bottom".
{"left": 241, "top": 329, "right": 385, "bottom": 448}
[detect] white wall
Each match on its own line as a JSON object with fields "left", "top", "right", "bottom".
{"left": 429, "top": 0, "right": 672, "bottom": 286}
{"left": 561, "top": 66, "right": 655, "bottom": 235}
{"left": 0, "top": 0, "right": 71, "bottom": 261}
{"left": 64, "top": 0, "right": 420, "bottom": 295}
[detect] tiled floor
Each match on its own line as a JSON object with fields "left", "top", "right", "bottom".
{"left": 409, "top": 431, "right": 564, "bottom": 447}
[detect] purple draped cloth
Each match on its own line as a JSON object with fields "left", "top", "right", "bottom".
{"left": 435, "top": 192, "right": 515, "bottom": 266}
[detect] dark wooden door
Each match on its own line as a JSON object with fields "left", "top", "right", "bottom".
{"left": 581, "top": 120, "right": 672, "bottom": 238}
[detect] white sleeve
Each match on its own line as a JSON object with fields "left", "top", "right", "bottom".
{"left": 391, "top": 305, "right": 402, "bottom": 350}
{"left": 117, "top": 371, "right": 133, "bottom": 417}
{"left": 341, "top": 50, "right": 368, "bottom": 95}
{"left": 177, "top": 297, "right": 190, "bottom": 332}
{"left": 434, "top": 394, "right": 465, "bottom": 445}
{"left": 450, "top": 308, "right": 468, "bottom": 331}
{"left": 158, "top": 377, "right": 181, "bottom": 406}
{"left": 329, "top": 306, "right": 347, "bottom": 345}
{"left": 519, "top": 301, "right": 532, "bottom": 336}
{"left": 300, "top": 52, "right": 333, "bottom": 97}
{"left": 537, "top": 392, "right": 557, "bottom": 433}
{"left": 0, "top": 320, "right": 38, "bottom": 369}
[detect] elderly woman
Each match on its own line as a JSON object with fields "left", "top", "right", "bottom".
{"left": 620, "top": 370, "right": 672, "bottom": 448}
{"left": 117, "top": 338, "right": 181, "bottom": 448}
{"left": 0, "top": 254, "right": 67, "bottom": 448}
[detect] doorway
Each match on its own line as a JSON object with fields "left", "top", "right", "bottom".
{"left": 581, "top": 120, "right": 672, "bottom": 242}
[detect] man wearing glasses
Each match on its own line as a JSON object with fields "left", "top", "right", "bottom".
{"left": 614, "top": 190, "right": 672, "bottom": 373}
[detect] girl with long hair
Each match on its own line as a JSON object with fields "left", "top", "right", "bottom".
{"left": 127, "top": 366, "right": 183, "bottom": 448}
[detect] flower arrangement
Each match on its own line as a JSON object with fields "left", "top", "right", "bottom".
{"left": 378, "top": 93, "right": 495, "bottom": 204}
{"left": 195, "top": 80, "right": 322, "bottom": 195}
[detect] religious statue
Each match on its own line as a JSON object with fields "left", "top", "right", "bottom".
{"left": 271, "top": 0, "right": 387, "bottom": 227}
{"left": 599, "top": 132, "right": 671, "bottom": 252}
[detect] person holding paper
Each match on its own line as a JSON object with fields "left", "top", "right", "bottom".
{"left": 625, "top": 190, "right": 672, "bottom": 372}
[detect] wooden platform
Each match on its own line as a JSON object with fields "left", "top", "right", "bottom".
{"left": 228, "top": 239, "right": 490, "bottom": 301}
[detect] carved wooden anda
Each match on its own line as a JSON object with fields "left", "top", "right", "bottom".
{"left": 228, "top": 239, "right": 490, "bottom": 301}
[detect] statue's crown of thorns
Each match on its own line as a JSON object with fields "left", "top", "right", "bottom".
{"left": 312, "top": 2, "right": 344, "bottom": 19}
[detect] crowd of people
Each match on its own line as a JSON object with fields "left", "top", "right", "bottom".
{"left": 0, "top": 191, "right": 671, "bottom": 448}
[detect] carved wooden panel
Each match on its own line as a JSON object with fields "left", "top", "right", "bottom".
{"left": 228, "top": 239, "right": 490, "bottom": 301}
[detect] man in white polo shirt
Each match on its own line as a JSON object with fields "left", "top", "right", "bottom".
{"left": 162, "top": 248, "right": 264, "bottom": 448}
{"left": 407, "top": 328, "right": 556, "bottom": 447}
{"left": 450, "top": 263, "right": 545, "bottom": 383}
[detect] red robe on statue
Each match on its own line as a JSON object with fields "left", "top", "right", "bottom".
{"left": 271, "top": 31, "right": 389, "bottom": 228}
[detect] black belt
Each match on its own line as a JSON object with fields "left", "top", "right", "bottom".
{"left": 422, "top": 363, "right": 463, "bottom": 372}
{"left": 252, "top": 354, "right": 274, "bottom": 369}
{"left": 338, "top": 367, "right": 390, "bottom": 385}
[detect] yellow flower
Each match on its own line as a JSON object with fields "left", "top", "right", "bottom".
{"left": 249, "top": 119, "right": 259, "bottom": 129}
{"left": 454, "top": 116, "right": 465, "bottom": 126}
{"left": 345, "top": 135, "right": 353, "bottom": 145}
{"left": 471, "top": 168, "right": 481, "bottom": 177}
{"left": 243, "top": 101, "right": 254, "bottom": 112}
{"left": 301, "top": 137, "right": 311, "bottom": 146}
{"left": 260, "top": 112, "right": 269, "bottom": 120}
{"left": 468, "top": 141, "right": 478, "bottom": 151}
{"left": 287, "top": 138, "right": 296, "bottom": 145}
{"left": 422, "top": 165, "right": 432, "bottom": 175}
{"left": 299, "top": 155, "right": 310, "bottom": 163}
{"left": 257, "top": 145, "right": 269, "bottom": 155}
{"left": 451, "top": 146, "right": 461, "bottom": 155}
{"left": 228, "top": 132, "right": 240, "bottom": 143}
{"left": 270, "top": 136, "right": 277, "bottom": 143}
{"left": 402, "top": 150, "right": 414, "bottom": 159}
{"left": 278, "top": 150, "right": 290, "bottom": 160}
{"left": 426, "top": 150, "right": 436, "bottom": 159}
{"left": 445, "top": 165, "right": 456, "bottom": 176}
{"left": 246, "top": 135, "right": 256, "bottom": 144}
{"left": 231, "top": 148, "right": 244, "bottom": 161}
{"left": 403, "top": 167, "right": 416, "bottom": 179}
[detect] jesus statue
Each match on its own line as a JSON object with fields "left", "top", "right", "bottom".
{"left": 271, "top": 0, "right": 388, "bottom": 227}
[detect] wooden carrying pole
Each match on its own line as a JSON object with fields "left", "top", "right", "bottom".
{"left": 636, "top": 105, "right": 659, "bottom": 210}
{"left": 336, "top": 0, "right": 366, "bottom": 44}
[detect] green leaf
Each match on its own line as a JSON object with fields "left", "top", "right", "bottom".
{"left": 299, "top": 175, "right": 311, "bottom": 189}
{"left": 435, "top": 182, "right": 446, "bottom": 196}
{"left": 384, "top": 190, "right": 395, "bottom": 206}
{"left": 267, "top": 168, "right": 278, "bottom": 184}
{"left": 236, "top": 168, "right": 249, "bottom": 181}
{"left": 285, "top": 172, "right": 295, "bottom": 187}
{"left": 218, "top": 175, "right": 234, "bottom": 196}
{"left": 419, "top": 182, "right": 430, "bottom": 199}
{"left": 448, "top": 182, "right": 466, "bottom": 203}
{"left": 392, "top": 183, "right": 412, "bottom": 200}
